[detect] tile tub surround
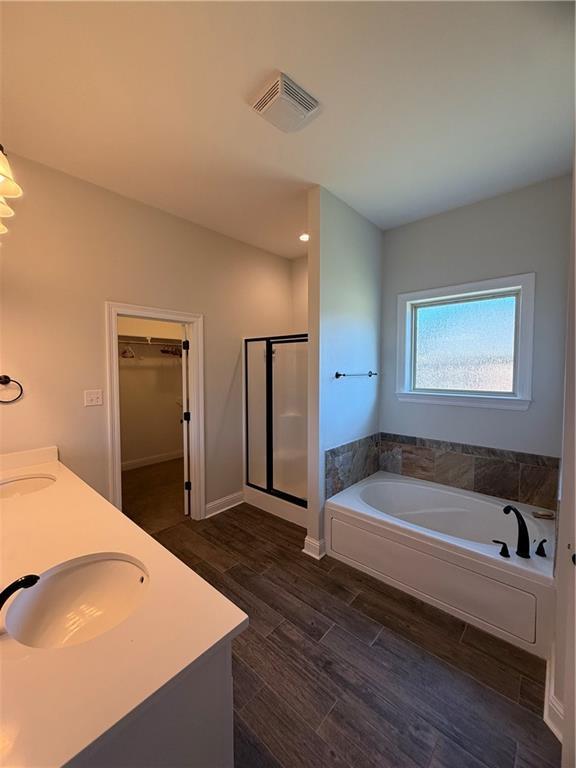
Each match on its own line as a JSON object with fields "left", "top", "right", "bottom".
{"left": 380, "top": 433, "right": 560, "bottom": 511}
{"left": 326, "top": 434, "right": 560, "bottom": 511}
{"left": 325, "top": 434, "right": 380, "bottom": 499}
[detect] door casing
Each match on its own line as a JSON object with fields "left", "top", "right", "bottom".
{"left": 105, "top": 301, "right": 205, "bottom": 519}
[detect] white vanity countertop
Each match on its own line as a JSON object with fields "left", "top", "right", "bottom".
{"left": 0, "top": 449, "right": 248, "bottom": 768}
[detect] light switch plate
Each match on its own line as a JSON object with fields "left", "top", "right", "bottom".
{"left": 84, "top": 389, "right": 103, "bottom": 407}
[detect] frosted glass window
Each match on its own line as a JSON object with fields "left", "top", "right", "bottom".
{"left": 396, "top": 274, "right": 534, "bottom": 409}
{"left": 413, "top": 295, "right": 517, "bottom": 394}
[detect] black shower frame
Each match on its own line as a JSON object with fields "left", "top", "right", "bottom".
{"left": 244, "top": 333, "right": 308, "bottom": 508}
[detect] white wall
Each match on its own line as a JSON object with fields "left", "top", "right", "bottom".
{"left": 117, "top": 318, "right": 183, "bottom": 339}
{"left": 548, "top": 175, "right": 575, "bottom": 754}
{"left": 319, "top": 191, "right": 383, "bottom": 452}
{"left": 380, "top": 176, "right": 571, "bottom": 457}
{"left": 0, "top": 156, "right": 294, "bottom": 504}
{"left": 117, "top": 317, "right": 184, "bottom": 470}
{"left": 291, "top": 256, "right": 308, "bottom": 332}
{"left": 307, "top": 187, "right": 383, "bottom": 544}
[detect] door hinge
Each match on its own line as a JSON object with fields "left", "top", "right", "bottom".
{"left": 182, "top": 340, "right": 190, "bottom": 351}
{"left": 183, "top": 411, "right": 191, "bottom": 422}
{"left": 185, "top": 480, "right": 192, "bottom": 491}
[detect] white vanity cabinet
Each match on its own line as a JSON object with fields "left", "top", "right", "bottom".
{"left": 0, "top": 447, "right": 248, "bottom": 768}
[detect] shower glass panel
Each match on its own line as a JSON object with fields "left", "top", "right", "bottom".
{"left": 245, "top": 334, "right": 308, "bottom": 507}
{"left": 272, "top": 340, "right": 308, "bottom": 501}
{"left": 246, "top": 340, "right": 267, "bottom": 489}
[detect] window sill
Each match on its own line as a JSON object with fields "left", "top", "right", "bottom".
{"left": 395, "top": 391, "right": 531, "bottom": 411}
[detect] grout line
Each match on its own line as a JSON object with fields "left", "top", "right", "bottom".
{"left": 517, "top": 675, "right": 525, "bottom": 705}
{"left": 380, "top": 619, "right": 523, "bottom": 708}
{"left": 266, "top": 618, "right": 287, "bottom": 637}
{"left": 245, "top": 668, "right": 341, "bottom": 765}
{"left": 323, "top": 618, "right": 338, "bottom": 638}
{"left": 315, "top": 698, "right": 338, "bottom": 735}
{"left": 344, "top": 588, "right": 361, "bottom": 606}
{"left": 149, "top": 518, "right": 186, "bottom": 537}
{"left": 516, "top": 675, "right": 545, "bottom": 716}
{"left": 457, "top": 623, "right": 543, "bottom": 686}
{"left": 323, "top": 558, "right": 336, "bottom": 574}
{"left": 260, "top": 563, "right": 273, "bottom": 578}
{"left": 348, "top": 591, "right": 361, "bottom": 610}
{"left": 316, "top": 623, "right": 337, "bottom": 646}
{"left": 234, "top": 706, "right": 291, "bottom": 768}
{"left": 233, "top": 655, "right": 269, "bottom": 712}
{"left": 259, "top": 614, "right": 286, "bottom": 639}
{"left": 369, "top": 625, "right": 384, "bottom": 648}
{"left": 423, "top": 733, "right": 441, "bottom": 768}
{"left": 272, "top": 556, "right": 363, "bottom": 610}
{"left": 511, "top": 739, "right": 520, "bottom": 768}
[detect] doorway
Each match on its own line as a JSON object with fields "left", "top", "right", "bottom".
{"left": 106, "top": 302, "right": 205, "bottom": 525}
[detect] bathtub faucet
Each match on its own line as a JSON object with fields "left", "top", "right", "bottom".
{"left": 503, "top": 505, "right": 531, "bottom": 559}
{"left": 0, "top": 574, "right": 40, "bottom": 612}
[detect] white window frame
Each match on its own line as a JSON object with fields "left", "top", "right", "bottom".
{"left": 396, "top": 273, "right": 535, "bottom": 410}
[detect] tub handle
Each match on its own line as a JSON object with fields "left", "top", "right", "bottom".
{"left": 535, "top": 539, "right": 547, "bottom": 557}
{"left": 492, "top": 540, "right": 510, "bottom": 558}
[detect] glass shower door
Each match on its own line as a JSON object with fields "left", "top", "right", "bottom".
{"left": 244, "top": 334, "right": 308, "bottom": 507}
{"left": 245, "top": 340, "right": 267, "bottom": 490}
{"left": 272, "top": 339, "right": 307, "bottom": 501}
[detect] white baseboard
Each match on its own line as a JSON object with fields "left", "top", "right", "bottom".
{"left": 544, "top": 694, "right": 564, "bottom": 743}
{"left": 122, "top": 450, "right": 183, "bottom": 471}
{"left": 544, "top": 648, "right": 564, "bottom": 742}
{"left": 205, "top": 491, "right": 244, "bottom": 518}
{"left": 302, "top": 535, "right": 326, "bottom": 560}
{"left": 243, "top": 486, "right": 308, "bottom": 528}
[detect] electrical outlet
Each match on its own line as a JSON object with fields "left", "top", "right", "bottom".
{"left": 84, "top": 389, "right": 103, "bottom": 407}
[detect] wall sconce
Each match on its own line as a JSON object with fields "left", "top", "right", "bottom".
{"left": 0, "top": 145, "right": 22, "bottom": 237}
{"left": 0, "top": 198, "right": 15, "bottom": 218}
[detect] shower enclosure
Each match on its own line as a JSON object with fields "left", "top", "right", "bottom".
{"left": 244, "top": 334, "right": 308, "bottom": 507}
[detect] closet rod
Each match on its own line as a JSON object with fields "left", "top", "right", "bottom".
{"left": 118, "top": 337, "right": 182, "bottom": 346}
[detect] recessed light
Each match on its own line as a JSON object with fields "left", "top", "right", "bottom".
{"left": 299, "top": 233, "right": 310, "bottom": 242}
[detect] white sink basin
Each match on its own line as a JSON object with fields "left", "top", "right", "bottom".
{"left": 6, "top": 553, "right": 148, "bottom": 649}
{"left": 0, "top": 474, "right": 56, "bottom": 499}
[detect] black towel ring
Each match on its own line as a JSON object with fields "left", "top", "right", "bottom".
{"left": 0, "top": 375, "right": 24, "bottom": 403}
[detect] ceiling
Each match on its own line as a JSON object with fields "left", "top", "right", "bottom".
{"left": 1, "top": 2, "right": 573, "bottom": 258}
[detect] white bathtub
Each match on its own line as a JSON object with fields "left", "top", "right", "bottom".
{"left": 325, "top": 471, "right": 556, "bottom": 657}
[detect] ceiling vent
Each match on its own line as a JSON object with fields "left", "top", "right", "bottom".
{"left": 252, "top": 72, "right": 320, "bottom": 133}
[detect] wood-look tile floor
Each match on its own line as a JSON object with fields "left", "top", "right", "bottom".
{"left": 122, "top": 459, "right": 184, "bottom": 534}
{"left": 149, "top": 503, "right": 560, "bottom": 768}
